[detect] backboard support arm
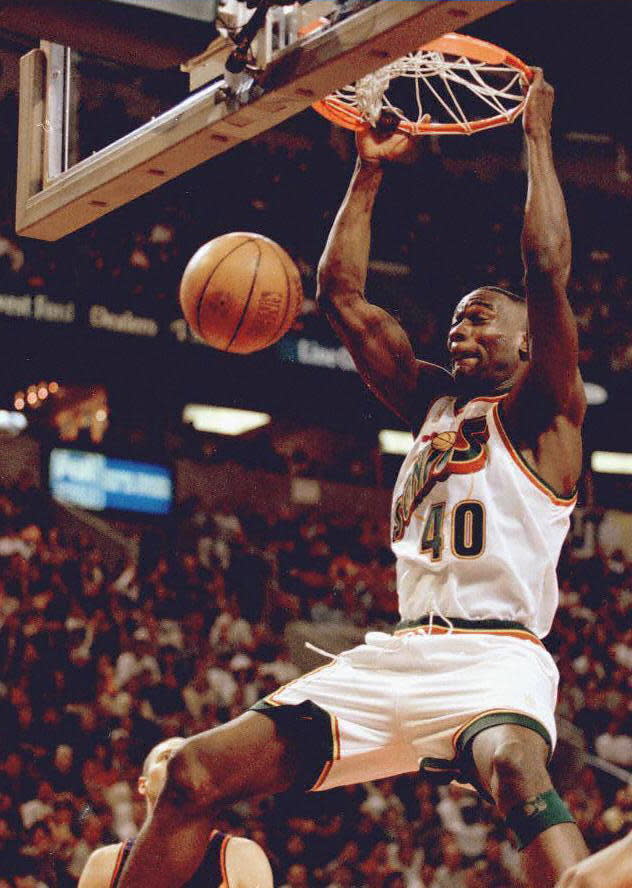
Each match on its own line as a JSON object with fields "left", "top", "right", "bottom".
{"left": 16, "top": 49, "right": 46, "bottom": 232}
{"left": 16, "top": 0, "right": 514, "bottom": 241}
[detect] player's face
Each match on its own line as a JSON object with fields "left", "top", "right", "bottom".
{"left": 140, "top": 738, "right": 186, "bottom": 804}
{"left": 447, "top": 289, "right": 527, "bottom": 393}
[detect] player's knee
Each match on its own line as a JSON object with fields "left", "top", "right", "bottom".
{"left": 162, "top": 739, "right": 223, "bottom": 813}
{"left": 490, "top": 739, "right": 549, "bottom": 809}
{"left": 491, "top": 738, "right": 527, "bottom": 781}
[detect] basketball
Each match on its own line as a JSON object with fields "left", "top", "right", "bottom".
{"left": 179, "top": 232, "right": 303, "bottom": 354}
{"left": 432, "top": 431, "right": 457, "bottom": 452}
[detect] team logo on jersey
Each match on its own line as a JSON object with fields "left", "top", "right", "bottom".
{"left": 392, "top": 416, "right": 489, "bottom": 541}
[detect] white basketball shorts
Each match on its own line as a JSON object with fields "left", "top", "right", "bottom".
{"left": 252, "top": 620, "right": 559, "bottom": 795}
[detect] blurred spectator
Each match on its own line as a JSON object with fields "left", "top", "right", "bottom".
{"left": 0, "top": 475, "right": 629, "bottom": 886}
{"left": 66, "top": 815, "right": 105, "bottom": 882}
{"left": 595, "top": 716, "right": 632, "bottom": 768}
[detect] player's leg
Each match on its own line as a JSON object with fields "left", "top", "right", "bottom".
{"left": 470, "top": 724, "right": 588, "bottom": 888}
{"left": 119, "top": 645, "right": 406, "bottom": 888}
{"left": 118, "top": 711, "right": 297, "bottom": 888}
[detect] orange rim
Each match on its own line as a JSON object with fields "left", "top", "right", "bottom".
{"left": 312, "top": 32, "right": 534, "bottom": 136}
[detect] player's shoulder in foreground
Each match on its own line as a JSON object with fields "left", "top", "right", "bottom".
{"left": 225, "top": 835, "right": 274, "bottom": 888}
{"left": 77, "top": 842, "right": 122, "bottom": 888}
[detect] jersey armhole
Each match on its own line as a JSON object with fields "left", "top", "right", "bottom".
{"left": 109, "top": 841, "right": 133, "bottom": 888}
{"left": 493, "top": 402, "right": 578, "bottom": 506}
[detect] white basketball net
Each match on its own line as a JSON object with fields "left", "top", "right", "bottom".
{"left": 332, "top": 47, "right": 527, "bottom": 133}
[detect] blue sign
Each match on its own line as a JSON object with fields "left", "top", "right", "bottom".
{"left": 49, "top": 449, "right": 172, "bottom": 515}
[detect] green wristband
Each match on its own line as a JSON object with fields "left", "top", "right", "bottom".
{"left": 506, "top": 790, "right": 575, "bottom": 850}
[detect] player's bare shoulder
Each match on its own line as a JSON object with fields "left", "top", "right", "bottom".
{"left": 225, "top": 836, "right": 274, "bottom": 888}
{"left": 77, "top": 843, "right": 122, "bottom": 888}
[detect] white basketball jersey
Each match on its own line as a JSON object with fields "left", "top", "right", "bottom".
{"left": 391, "top": 395, "right": 576, "bottom": 637}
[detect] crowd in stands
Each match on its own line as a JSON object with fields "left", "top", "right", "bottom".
{"left": 1, "top": 475, "right": 630, "bottom": 888}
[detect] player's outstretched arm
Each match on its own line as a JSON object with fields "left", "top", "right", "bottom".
{"left": 513, "top": 68, "right": 586, "bottom": 428}
{"left": 77, "top": 844, "right": 120, "bottom": 888}
{"left": 317, "top": 128, "right": 451, "bottom": 427}
{"left": 555, "top": 831, "right": 632, "bottom": 888}
{"left": 225, "top": 836, "right": 274, "bottom": 888}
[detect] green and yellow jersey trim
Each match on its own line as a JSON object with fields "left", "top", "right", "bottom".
{"left": 492, "top": 402, "right": 577, "bottom": 506}
{"left": 420, "top": 709, "right": 553, "bottom": 803}
{"left": 453, "top": 393, "right": 506, "bottom": 416}
{"left": 394, "top": 617, "right": 544, "bottom": 647}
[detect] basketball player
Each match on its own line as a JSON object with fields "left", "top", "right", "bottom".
{"left": 78, "top": 737, "right": 273, "bottom": 888}
{"left": 118, "top": 70, "right": 587, "bottom": 888}
{"left": 556, "top": 831, "right": 632, "bottom": 888}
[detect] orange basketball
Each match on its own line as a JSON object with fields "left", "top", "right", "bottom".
{"left": 432, "top": 431, "right": 457, "bottom": 452}
{"left": 179, "top": 232, "right": 303, "bottom": 354}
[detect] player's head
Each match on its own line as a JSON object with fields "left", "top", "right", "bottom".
{"left": 138, "top": 737, "right": 186, "bottom": 812}
{"left": 447, "top": 286, "right": 528, "bottom": 395}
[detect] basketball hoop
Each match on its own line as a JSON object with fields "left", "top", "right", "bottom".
{"left": 311, "top": 33, "right": 533, "bottom": 136}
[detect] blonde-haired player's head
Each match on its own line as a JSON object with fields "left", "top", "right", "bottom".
{"left": 138, "top": 737, "right": 186, "bottom": 815}
{"left": 78, "top": 735, "right": 273, "bottom": 888}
